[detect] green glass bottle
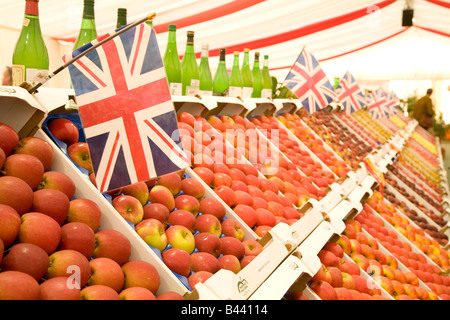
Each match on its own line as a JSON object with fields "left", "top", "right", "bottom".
{"left": 241, "top": 48, "right": 253, "bottom": 99}
{"left": 181, "top": 31, "right": 200, "bottom": 96}
{"left": 198, "top": 43, "right": 213, "bottom": 96}
{"left": 116, "top": 8, "right": 127, "bottom": 29}
{"left": 261, "top": 55, "right": 272, "bottom": 99}
{"left": 164, "top": 25, "right": 182, "bottom": 95}
{"left": 212, "top": 48, "right": 229, "bottom": 97}
{"left": 11, "top": 0, "right": 49, "bottom": 86}
{"left": 251, "top": 52, "right": 263, "bottom": 98}
{"left": 73, "top": 0, "right": 97, "bottom": 50}
{"left": 229, "top": 51, "right": 243, "bottom": 98}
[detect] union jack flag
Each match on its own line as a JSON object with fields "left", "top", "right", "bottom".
{"left": 283, "top": 49, "right": 337, "bottom": 113}
{"left": 64, "top": 23, "right": 190, "bottom": 193}
{"left": 335, "top": 71, "right": 366, "bottom": 113}
{"left": 366, "top": 88, "right": 391, "bottom": 119}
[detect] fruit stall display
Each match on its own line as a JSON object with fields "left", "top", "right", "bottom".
{"left": 0, "top": 88, "right": 449, "bottom": 300}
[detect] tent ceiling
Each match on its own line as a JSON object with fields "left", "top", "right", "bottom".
{"left": 1, "top": 0, "right": 449, "bottom": 81}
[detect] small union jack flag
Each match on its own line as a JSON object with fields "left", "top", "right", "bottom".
{"left": 283, "top": 49, "right": 337, "bottom": 113}
{"left": 335, "top": 71, "right": 366, "bottom": 114}
{"left": 366, "top": 88, "right": 391, "bottom": 119}
{"left": 64, "top": 23, "right": 190, "bottom": 193}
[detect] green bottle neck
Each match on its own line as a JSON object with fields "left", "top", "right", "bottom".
{"left": 82, "top": 3, "right": 95, "bottom": 19}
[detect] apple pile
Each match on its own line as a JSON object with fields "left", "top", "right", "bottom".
{"left": 107, "top": 170, "right": 266, "bottom": 291}
{"left": 351, "top": 109, "right": 393, "bottom": 144}
{"left": 276, "top": 112, "right": 350, "bottom": 178}
{"left": 0, "top": 122, "right": 184, "bottom": 300}
{"left": 333, "top": 111, "right": 382, "bottom": 147}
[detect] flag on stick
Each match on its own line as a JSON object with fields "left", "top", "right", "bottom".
{"left": 335, "top": 71, "right": 366, "bottom": 113}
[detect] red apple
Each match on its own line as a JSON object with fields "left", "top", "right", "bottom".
{"left": 156, "top": 172, "right": 182, "bottom": 196}
{"left": 1, "top": 243, "right": 49, "bottom": 281}
{"left": 112, "top": 194, "right": 144, "bottom": 225}
{"left": 0, "top": 271, "right": 40, "bottom": 300}
{"left": 135, "top": 218, "right": 167, "bottom": 251}
{"left": 66, "top": 198, "right": 102, "bottom": 232}
{"left": 0, "top": 204, "right": 21, "bottom": 248}
{"left": 404, "top": 271, "right": 419, "bottom": 286}
{"left": 352, "top": 274, "right": 369, "bottom": 294}
{"left": 194, "top": 214, "right": 222, "bottom": 237}
{"left": 121, "top": 181, "right": 149, "bottom": 206}
{"left": 218, "top": 255, "right": 241, "bottom": 274}
{"left": 13, "top": 136, "right": 55, "bottom": 171}
{"left": 88, "top": 257, "right": 124, "bottom": 292}
{"left": 198, "top": 197, "right": 226, "bottom": 220}
{"left": 310, "top": 280, "right": 338, "bottom": 300}
{"left": 32, "top": 188, "right": 70, "bottom": 225}
{"left": 38, "top": 171, "right": 76, "bottom": 200}
{"left": 168, "top": 209, "right": 196, "bottom": 231}
{"left": 373, "top": 275, "right": 394, "bottom": 296}
{"left": 162, "top": 248, "right": 192, "bottom": 278}
{"left": 4, "top": 153, "right": 44, "bottom": 190}
{"left": 311, "top": 264, "right": 332, "bottom": 283}
{"left": 342, "top": 272, "right": 356, "bottom": 290}
{"left": 214, "top": 185, "right": 237, "bottom": 207}
{"left": 352, "top": 254, "right": 370, "bottom": 272}
{"left": 58, "top": 222, "right": 96, "bottom": 259}
{"left": 121, "top": 260, "right": 160, "bottom": 294}
{"left": 18, "top": 212, "right": 62, "bottom": 255}
{"left": 39, "top": 276, "right": 81, "bottom": 300}
{"left": 336, "top": 235, "right": 352, "bottom": 255}
{"left": 0, "top": 122, "right": 19, "bottom": 155}
{"left": 193, "top": 167, "right": 215, "bottom": 186}
{"left": 120, "top": 287, "right": 156, "bottom": 300}
{"left": 318, "top": 250, "right": 339, "bottom": 267}
{"left": 92, "top": 229, "right": 131, "bottom": 265}
{"left": 349, "top": 239, "right": 362, "bottom": 255}
{"left": 174, "top": 194, "right": 200, "bottom": 215}
{"left": 240, "top": 255, "right": 256, "bottom": 269}
{"left": 194, "top": 232, "right": 222, "bottom": 257}
{"left": 242, "top": 239, "right": 263, "bottom": 256}
{"left": 67, "top": 142, "right": 93, "bottom": 173}
{"left": 328, "top": 266, "right": 343, "bottom": 287}
{"left": 80, "top": 284, "right": 120, "bottom": 300}
{"left": 46, "top": 249, "right": 91, "bottom": 288}
{"left": 323, "top": 242, "right": 344, "bottom": 258}
{"left": 254, "top": 208, "right": 276, "bottom": 227}
{"left": 143, "top": 202, "right": 170, "bottom": 225}
{"left": 334, "top": 287, "right": 353, "bottom": 300}
{"left": 221, "top": 218, "right": 245, "bottom": 241}
{"left": 0, "top": 176, "right": 34, "bottom": 215}
{"left": 166, "top": 225, "right": 196, "bottom": 254}
{"left": 47, "top": 118, "right": 79, "bottom": 147}
{"left": 181, "top": 178, "right": 205, "bottom": 200}
{"left": 220, "top": 236, "right": 245, "bottom": 259}
{"left": 156, "top": 291, "right": 185, "bottom": 300}
{"left": 373, "top": 249, "right": 387, "bottom": 265}
{"left": 188, "top": 270, "right": 214, "bottom": 289}
{"left": 233, "top": 204, "right": 257, "bottom": 229}
{"left": 190, "top": 252, "right": 220, "bottom": 274}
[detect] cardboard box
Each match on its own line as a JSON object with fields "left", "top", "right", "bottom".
{"left": 290, "top": 199, "right": 326, "bottom": 246}
{"left": 243, "top": 98, "right": 277, "bottom": 117}
{"left": 272, "top": 99, "right": 302, "bottom": 115}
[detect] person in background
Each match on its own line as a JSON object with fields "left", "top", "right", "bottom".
{"left": 2, "top": 66, "right": 12, "bottom": 86}
{"left": 413, "top": 88, "right": 435, "bottom": 130}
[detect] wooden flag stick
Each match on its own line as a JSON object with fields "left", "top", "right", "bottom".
{"left": 25, "top": 12, "right": 156, "bottom": 94}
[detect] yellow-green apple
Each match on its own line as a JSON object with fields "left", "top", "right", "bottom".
{"left": 233, "top": 204, "right": 257, "bottom": 228}
{"left": 121, "top": 260, "right": 160, "bottom": 294}
{"left": 32, "top": 188, "right": 70, "bottom": 225}
{"left": 166, "top": 225, "right": 196, "bottom": 254}
{"left": 4, "top": 153, "right": 44, "bottom": 190}
{"left": 66, "top": 198, "right": 102, "bottom": 232}
{"left": 188, "top": 270, "right": 214, "bottom": 289}
{"left": 46, "top": 249, "right": 91, "bottom": 287}
{"left": 327, "top": 266, "right": 343, "bottom": 287}
{"left": 391, "top": 279, "right": 405, "bottom": 297}
{"left": 0, "top": 175, "right": 34, "bottom": 215}
{"left": 218, "top": 254, "right": 241, "bottom": 274}
{"left": 190, "top": 252, "right": 220, "bottom": 273}
{"left": 214, "top": 185, "right": 237, "bottom": 207}
{"left": 373, "top": 275, "right": 394, "bottom": 296}
{"left": 1, "top": 243, "right": 49, "bottom": 281}
{"left": 336, "top": 235, "right": 352, "bottom": 255}
{"left": 156, "top": 172, "right": 182, "bottom": 196}
{"left": 349, "top": 239, "right": 362, "bottom": 255}
{"left": 67, "top": 142, "right": 93, "bottom": 173}
{"left": 143, "top": 202, "right": 170, "bottom": 225}
{"left": 334, "top": 287, "right": 353, "bottom": 300}
{"left": 47, "top": 117, "right": 80, "bottom": 147}
{"left": 87, "top": 257, "right": 124, "bottom": 292}
{"left": 39, "top": 276, "right": 81, "bottom": 300}
{"left": 352, "top": 274, "right": 369, "bottom": 294}
{"left": 360, "top": 244, "right": 375, "bottom": 260}
{"left": 0, "top": 270, "right": 41, "bottom": 300}
{"left": 0, "top": 122, "right": 19, "bottom": 155}
{"left": 194, "top": 232, "right": 222, "bottom": 257}
{"left": 120, "top": 287, "right": 156, "bottom": 300}
{"left": 135, "top": 218, "right": 167, "bottom": 251}
{"left": 234, "top": 190, "right": 254, "bottom": 207}
{"left": 242, "top": 239, "right": 263, "bottom": 256}
{"left": 221, "top": 218, "right": 245, "bottom": 241}
{"left": 92, "top": 229, "right": 131, "bottom": 265}
{"left": 38, "top": 171, "right": 76, "bottom": 200}
{"left": 403, "top": 283, "right": 419, "bottom": 299}
{"left": 385, "top": 253, "right": 398, "bottom": 270}
{"left": 194, "top": 214, "right": 222, "bottom": 237}
{"left": 112, "top": 194, "right": 144, "bottom": 225}
{"left": 193, "top": 166, "right": 215, "bottom": 186}
{"left": 168, "top": 209, "right": 196, "bottom": 231}
{"left": 342, "top": 224, "right": 357, "bottom": 239}
{"left": 80, "top": 284, "right": 120, "bottom": 300}
{"left": 156, "top": 291, "right": 185, "bottom": 300}
{"left": 240, "top": 255, "right": 256, "bottom": 269}
{"left": 220, "top": 236, "right": 245, "bottom": 259}
{"left": 162, "top": 248, "right": 191, "bottom": 277}
{"left": 174, "top": 194, "right": 200, "bottom": 215}
{"left": 404, "top": 271, "right": 419, "bottom": 286}
{"left": 198, "top": 197, "right": 226, "bottom": 220}
{"left": 373, "top": 249, "right": 387, "bottom": 265}
{"left": 318, "top": 250, "right": 339, "bottom": 267}
{"left": 323, "top": 241, "right": 344, "bottom": 258}
{"left": 341, "top": 272, "right": 356, "bottom": 290}
{"left": 121, "top": 181, "right": 149, "bottom": 206}
{"left": 311, "top": 264, "right": 332, "bottom": 283}
{"left": 310, "top": 280, "right": 338, "bottom": 300}
{"left": 0, "top": 204, "right": 21, "bottom": 248}
{"left": 148, "top": 185, "right": 176, "bottom": 211}
{"left": 58, "top": 222, "right": 95, "bottom": 259}
{"left": 255, "top": 208, "right": 276, "bottom": 227}
{"left": 181, "top": 178, "right": 205, "bottom": 200}
{"left": 18, "top": 212, "right": 62, "bottom": 255}
{"left": 351, "top": 254, "right": 369, "bottom": 272}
